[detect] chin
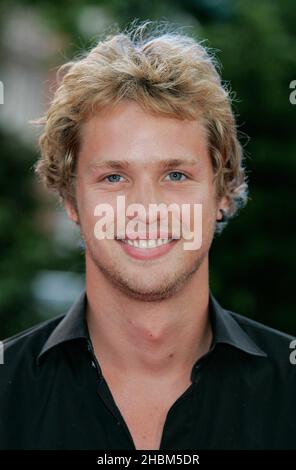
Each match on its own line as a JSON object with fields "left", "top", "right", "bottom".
{"left": 108, "top": 262, "right": 200, "bottom": 301}
{"left": 115, "top": 281, "right": 182, "bottom": 302}
{"left": 88, "top": 241, "right": 206, "bottom": 300}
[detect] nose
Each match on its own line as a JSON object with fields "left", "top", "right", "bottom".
{"left": 125, "top": 179, "right": 164, "bottom": 225}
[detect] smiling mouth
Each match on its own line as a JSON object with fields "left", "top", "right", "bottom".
{"left": 115, "top": 236, "right": 179, "bottom": 260}
{"left": 119, "top": 238, "right": 174, "bottom": 249}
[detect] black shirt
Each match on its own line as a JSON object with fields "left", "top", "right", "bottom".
{"left": 0, "top": 291, "right": 295, "bottom": 450}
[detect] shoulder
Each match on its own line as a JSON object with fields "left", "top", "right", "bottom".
{"left": 230, "top": 309, "right": 295, "bottom": 349}
{"left": 228, "top": 309, "right": 296, "bottom": 377}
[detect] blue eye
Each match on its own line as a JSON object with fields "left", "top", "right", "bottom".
{"left": 105, "top": 174, "right": 123, "bottom": 183}
{"left": 165, "top": 171, "right": 187, "bottom": 182}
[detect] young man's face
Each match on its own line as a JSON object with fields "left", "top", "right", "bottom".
{"left": 66, "top": 99, "right": 227, "bottom": 301}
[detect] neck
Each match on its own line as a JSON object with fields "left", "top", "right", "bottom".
{"left": 86, "top": 256, "right": 212, "bottom": 380}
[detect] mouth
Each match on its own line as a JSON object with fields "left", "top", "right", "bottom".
{"left": 116, "top": 237, "right": 179, "bottom": 260}
{"left": 121, "top": 238, "right": 173, "bottom": 248}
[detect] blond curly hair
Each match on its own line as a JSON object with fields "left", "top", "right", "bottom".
{"left": 33, "top": 20, "right": 248, "bottom": 233}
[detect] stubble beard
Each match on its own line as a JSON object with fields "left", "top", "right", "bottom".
{"left": 86, "top": 240, "right": 207, "bottom": 302}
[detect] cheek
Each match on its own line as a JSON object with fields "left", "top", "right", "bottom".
{"left": 76, "top": 182, "right": 103, "bottom": 217}
{"left": 79, "top": 191, "right": 122, "bottom": 242}
{"left": 180, "top": 183, "right": 216, "bottom": 213}
{"left": 163, "top": 189, "right": 214, "bottom": 241}
{"left": 75, "top": 189, "right": 101, "bottom": 239}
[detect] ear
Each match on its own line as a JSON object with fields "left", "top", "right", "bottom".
{"left": 64, "top": 198, "right": 79, "bottom": 225}
{"left": 216, "top": 196, "right": 229, "bottom": 221}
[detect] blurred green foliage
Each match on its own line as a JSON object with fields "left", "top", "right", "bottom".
{"left": 0, "top": 0, "right": 295, "bottom": 338}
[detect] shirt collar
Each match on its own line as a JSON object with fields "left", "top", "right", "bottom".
{"left": 36, "top": 291, "right": 88, "bottom": 364}
{"left": 37, "top": 290, "right": 267, "bottom": 364}
{"left": 209, "top": 292, "right": 267, "bottom": 357}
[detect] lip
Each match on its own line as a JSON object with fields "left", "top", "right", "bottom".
{"left": 116, "top": 238, "right": 179, "bottom": 260}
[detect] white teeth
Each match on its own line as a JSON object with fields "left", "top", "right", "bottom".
{"left": 122, "top": 238, "right": 173, "bottom": 249}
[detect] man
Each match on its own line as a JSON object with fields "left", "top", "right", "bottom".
{"left": 0, "top": 21, "right": 295, "bottom": 450}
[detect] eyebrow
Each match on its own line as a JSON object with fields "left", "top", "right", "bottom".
{"left": 159, "top": 158, "right": 199, "bottom": 169}
{"left": 87, "top": 158, "right": 199, "bottom": 172}
{"left": 87, "top": 160, "right": 130, "bottom": 172}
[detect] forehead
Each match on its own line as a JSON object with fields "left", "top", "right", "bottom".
{"left": 78, "top": 100, "right": 209, "bottom": 167}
